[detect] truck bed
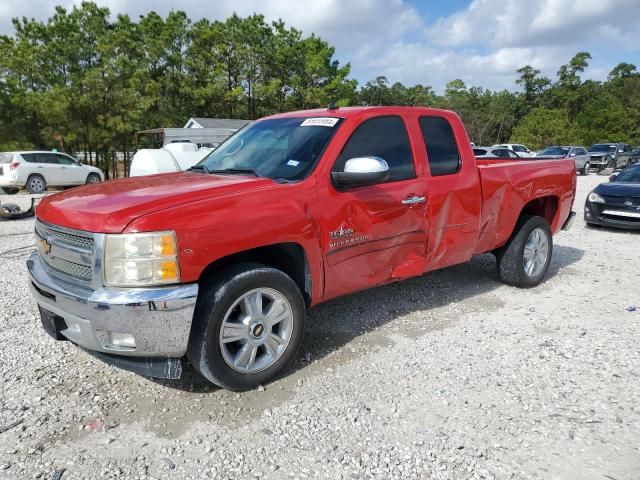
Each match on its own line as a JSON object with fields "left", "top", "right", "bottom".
{"left": 473, "top": 157, "right": 576, "bottom": 254}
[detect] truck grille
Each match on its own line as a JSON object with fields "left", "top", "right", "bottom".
{"left": 41, "top": 255, "right": 93, "bottom": 281}
{"left": 35, "top": 220, "right": 95, "bottom": 284}
{"left": 35, "top": 221, "right": 94, "bottom": 252}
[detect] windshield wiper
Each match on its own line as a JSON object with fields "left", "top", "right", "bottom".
{"left": 187, "top": 164, "right": 210, "bottom": 173}
{"left": 208, "top": 168, "right": 261, "bottom": 177}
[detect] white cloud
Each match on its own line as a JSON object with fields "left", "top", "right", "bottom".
{"left": 0, "top": 0, "right": 638, "bottom": 91}
{"left": 427, "top": 0, "right": 640, "bottom": 49}
{"left": 359, "top": 42, "right": 563, "bottom": 91}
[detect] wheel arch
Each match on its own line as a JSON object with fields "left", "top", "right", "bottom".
{"left": 197, "top": 242, "right": 313, "bottom": 306}
{"left": 519, "top": 195, "right": 559, "bottom": 230}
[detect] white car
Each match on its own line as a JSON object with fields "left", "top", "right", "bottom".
{"left": 0, "top": 151, "right": 104, "bottom": 194}
{"left": 473, "top": 146, "right": 520, "bottom": 158}
{"left": 492, "top": 144, "right": 536, "bottom": 157}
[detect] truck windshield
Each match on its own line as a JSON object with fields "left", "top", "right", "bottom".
{"left": 194, "top": 117, "right": 342, "bottom": 182}
{"left": 589, "top": 144, "right": 616, "bottom": 153}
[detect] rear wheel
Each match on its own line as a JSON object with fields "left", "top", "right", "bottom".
{"left": 581, "top": 162, "right": 590, "bottom": 176}
{"left": 26, "top": 174, "right": 46, "bottom": 194}
{"left": 188, "top": 263, "right": 306, "bottom": 391}
{"left": 495, "top": 215, "right": 553, "bottom": 288}
{"left": 0, "top": 187, "right": 19, "bottom": 195}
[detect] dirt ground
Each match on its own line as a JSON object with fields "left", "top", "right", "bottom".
{"left": 1, "top": 173, "right": 638, "bottom": 480}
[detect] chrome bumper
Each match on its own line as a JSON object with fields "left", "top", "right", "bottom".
{"left": 27, "top": 251, "right": 198, "bottom": 358}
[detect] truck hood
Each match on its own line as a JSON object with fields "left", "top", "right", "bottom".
{"left": 36, "top": 172, "right": 274, "bottom": 233}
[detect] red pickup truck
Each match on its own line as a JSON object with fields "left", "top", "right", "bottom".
{"left": 28, "top": 107, "right": 576, "bottom": 390}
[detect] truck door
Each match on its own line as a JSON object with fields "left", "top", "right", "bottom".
{"left": 319, "top": 115, "right": 429, "bottom": 300}
{"left": 417, "top": 114, "right": 482, "bottom": 270}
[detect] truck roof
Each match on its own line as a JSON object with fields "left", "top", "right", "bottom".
{"left": 264, "top": 106, "right": 456, "bottom": 120}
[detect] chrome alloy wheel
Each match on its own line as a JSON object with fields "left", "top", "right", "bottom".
{"left": 219, "top": 288, "right": 294, "bottom": 373}
{"left": 523, "top": 227, "right": 549, "bottom": 277}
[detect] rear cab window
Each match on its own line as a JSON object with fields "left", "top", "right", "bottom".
{"left": 419, "top": 116, "right": 461, "bottom": 176}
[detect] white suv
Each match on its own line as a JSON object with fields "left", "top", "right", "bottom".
{"left": 0, "top": 151, "right": 104, "bottom": 194}
{"left": 492, "top": 144, "right": 536, "bottom": 158}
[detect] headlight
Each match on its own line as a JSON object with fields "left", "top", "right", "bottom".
{"left": 587, "top": 192, "right": 605, "bottom": 204}
{"left": 104, "top": 231, "right": 180, "bottom": 286}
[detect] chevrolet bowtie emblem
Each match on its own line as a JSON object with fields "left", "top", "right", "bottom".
{"left": 624, "top": 200, "right": 633, "bottom": 207}
{"left": 40, "top": 238, "right": 52, "bottom": 255}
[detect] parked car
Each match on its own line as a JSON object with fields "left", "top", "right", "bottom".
{"left": 585, "top": 163, "right": 640, "bottom": 230}
{"left": 473, "top": 147, "right": 520, "bottom": 158}
{"left": 631, "top": 147, "right": 640, "bottom": 165}
{"left": 587, "top": 143, "right": 633, "bottom": 172}
{"left": 492, "top": 143, "right": 535, "bottom": 157}
{"left": 536, "top": 146, "right": 591, "bottom": 175}
{"left": 28, "top": 106, "right": 576, "bottom": 390}
{"left": 0, "top": 151, "right": 104, "bottom": 194}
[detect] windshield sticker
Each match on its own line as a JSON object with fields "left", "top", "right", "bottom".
{"left": 286, "top": 159, "right": 300, "bottom": 167}
{"left": 300, "top": 117, "right": 339, "bottom": 127}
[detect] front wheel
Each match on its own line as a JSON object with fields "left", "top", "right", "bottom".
{"left": 86, "top": 173, "right": 101, "bottom": 184}
{"left": 188, "top": 263, "right": 306, "bottom": 391}
{"left": 495, "top": 215, "right": 553, "bottom": 288}
{"left": 581, "top": 162, "right": 590, "bottom": 176}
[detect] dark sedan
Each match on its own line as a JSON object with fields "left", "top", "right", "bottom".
{"left": 585, "top": 164, "right": 640, "bottom": 230}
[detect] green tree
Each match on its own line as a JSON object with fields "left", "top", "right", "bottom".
{"left": 510, "top": 108, "right": 580, "bottom": 149}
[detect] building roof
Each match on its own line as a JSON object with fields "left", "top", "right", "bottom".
{"left": 185, "top": 118, "right": 251, "bottom": 129}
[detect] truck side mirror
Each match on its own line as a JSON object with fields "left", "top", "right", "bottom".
{"left": 332, "top": 157, "right": 390, "bottom": 188}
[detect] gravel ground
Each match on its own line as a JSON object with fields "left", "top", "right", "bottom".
{"left": 1, "top": 175, "right": 639, "bottom": 480}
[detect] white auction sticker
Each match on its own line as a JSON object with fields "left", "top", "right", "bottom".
{"left": 300, "top": 117, "right": 339, "bottom": 127}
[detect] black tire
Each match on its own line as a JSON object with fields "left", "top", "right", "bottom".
{"left": 0, "top": 187, "right": 19, "bottom": 195}
{"left": 86, "top": 173, "right": 101, "bottom": 184}
{"left": 187, "top": 263, "right": 306, "bottom": 391}
{"left": 581, "top": 162, "right": 590, "bottom": 176}
{"left": 26, "top": 174, "right": 46, "bottom": 194}
{"left": 495, "top": 215, "right": 553, "bottom": 288}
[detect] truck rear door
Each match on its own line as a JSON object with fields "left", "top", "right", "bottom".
{"left": 416, "top": 114, "right": 482, "bottom": 270}
{"left": 319, "top": 114, "right": 429, "bottom": 300}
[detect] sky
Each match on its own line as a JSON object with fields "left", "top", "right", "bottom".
{"left": 1, "top": 0, "right": 639, "bottom": 92}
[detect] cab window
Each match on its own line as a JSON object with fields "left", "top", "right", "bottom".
{"left": 419, "top": 116, "right": 461, "bottom": 176}
{"left": 334, "top": 116, "right": 415, "bottom": 183}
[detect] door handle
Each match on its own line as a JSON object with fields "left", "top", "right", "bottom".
{"left": 402, "top": 196, "right": 427, "bottom": 205}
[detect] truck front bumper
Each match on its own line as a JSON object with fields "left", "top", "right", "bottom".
{"left": 27, "top": 251, "right": 198, "bottom": 377}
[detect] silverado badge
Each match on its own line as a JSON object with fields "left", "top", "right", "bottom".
{"left": 329, "top": 226, "right": 369, "bottom": 249}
